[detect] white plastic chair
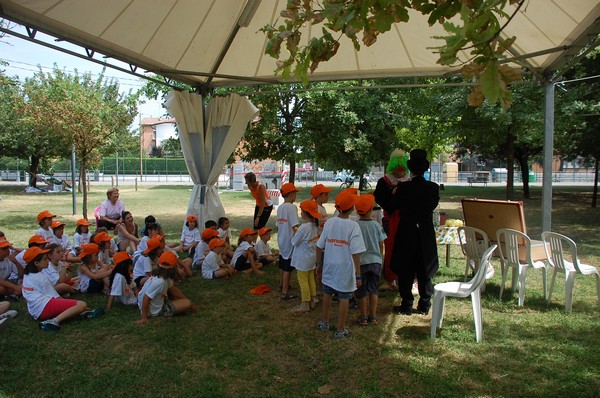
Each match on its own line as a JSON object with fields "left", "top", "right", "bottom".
{"left": 541, "top": 231, "right": 600, "bottom": 312}
{"left": 430, "top": 244, "right": 497, "bottom": 343}
{"left": 496, "top": 228, "right": 547, "bottom": 306}
{"left": 458, "top": 226, "right": 491, "bottom": 281}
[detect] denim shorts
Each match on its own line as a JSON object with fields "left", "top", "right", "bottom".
{"left": 322, "top": 284, "right": 353, "bottom": 300}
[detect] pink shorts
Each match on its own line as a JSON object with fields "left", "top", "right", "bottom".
{"left": 39, "top": 298, "right": 79, "bottom": 320}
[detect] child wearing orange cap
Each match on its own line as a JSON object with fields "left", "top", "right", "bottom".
{"left": 201, "top": 238, "right": 235, "bottom": 280}
{"left": 0, "top": 238, "right": 22, "bottom": 298}
{"left": 310, "top": 184, "right": 333, "bottom": 233}
{"left": 92, "top": 231, "right": 116, "bottom": 269}
{"left": 354, "top": 194, "right": 387, "bottom": 325}
{"left": 255, "top": 227, "right": 277, "bottom": 267}
{"left": 315, "top": 192, "right": 366, "bottom": 339}
{"left": 231, "top": 228, "right": 264, "bottom": 275}
{"left": 14, "top": 235, "right": 48, "bottom": 271}
{"left": 133, "top": 235, "right": 165, "bottom": 289}
{"left": 178, "top": 215, "right": 201, "bottom": 258}
{"left": 192, "top": 228, "right": 220, "bottom": 269}
{"left": 133, "top": 222, "right": 160, "bottom": 265}
{"left": 78, "top": 243, "right": 112, "bottom": 294}
{"left": 22, "top": 246, "right": 102, "bottom": 332}
{"left": 66, "top": 218, "right": 91, "bottom": 263}
{"left": 50, "top": 220, "right": 72, "bottom": 258}
{"left": 106, "top": 252, "right": 138, "bottom": 311}
{"left": 136, "top": 252, "right": 196, "bottom": 325}
{"left": 35, "top": 210, "right": 56, "bottom": 244}
{"left": 277, "top": 182, "right": 300, "bottom": 299}
{"left": 290, "top": 200, "right": 324, "bottom": 312}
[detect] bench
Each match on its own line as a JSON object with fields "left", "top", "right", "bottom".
{"left": 467, "top": 176, "right": 489, "bottom": 187}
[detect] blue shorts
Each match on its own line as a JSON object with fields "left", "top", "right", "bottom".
{"left": 322, "top": 284, "right": 353, "bottom": 300}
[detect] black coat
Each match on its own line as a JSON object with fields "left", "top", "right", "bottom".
{"left": 390, "top": 176, "right": 440, "bottom": 277}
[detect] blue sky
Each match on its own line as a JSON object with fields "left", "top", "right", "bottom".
{"left": 0, "top": 23, "right": 165, "bottom": 118}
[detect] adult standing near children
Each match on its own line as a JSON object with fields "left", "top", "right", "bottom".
{"left": 391, "top": 149, "right": 439, "bottom": 316}
{"left": 374, "top": 150, "right": 410, "bottom": 290}
{"left": 97, "top": 188, "right": 125, "bottom": 230}
{"left": 244, "top": 172, "right": 273, "bottom": 230}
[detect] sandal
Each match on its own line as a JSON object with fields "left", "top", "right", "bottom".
{"left": 356, "top": 316, "right": 368, "bottom": 326}
{"left": 280, "top": 293, "right": 299, "bottom": 300}
{"left": 368, "top": 316, "right": 378, "bottom": 325}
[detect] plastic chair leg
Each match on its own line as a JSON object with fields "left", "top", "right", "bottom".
{"left": 471, "top": 289, "right": 483, "bottom": 343}
{"left": 430, "top": 293, "right": 445, "bottom": 339}
{"left": 464, "top": 260, "right": 471, "bottom": 282}
{"left": 518, "top": 265, "right": 528, "bottom": 307}
{"left": 595, "top": 274, "right": 600, "bottom": 307}
{"left": 565, "top": 272, "right": 575, "bottom": 312}
{"left": 547, "top": 268, "right": 557, "bottom": 303}
{"left": 499, "top": 262, "right": 509, "bottom": 299}
{"left": 541, "top": 267, "right": 547, "bottom": 300}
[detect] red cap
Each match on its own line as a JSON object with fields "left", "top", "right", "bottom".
{"left": 186, "top": 215, "right": 198, "bottom": 223}
{"left": 201, "top": 228, "right": 219, "bottom": 240}
{"left": 209, "top": 238, "right": 226, "bottom": 250}
{"left": 93, "top": 232, "right": 112, "bottom": 244}
{"left": 28, "top": 235, "right": 47, "bottom": 246}
{"left": 23, "top": 246, "right": 50, "bottom": 264}
{"left": 0, "top": 239, "right": 12, "bottom": 249}
{"left": 310, "top": 184, "right": 333, "bottom": 198}
{"left": 258, "top": 227, "right": 272, "bottom": 236}
{"left": 335, "top": 193, "right": 356, "bottom": 212}
{"left": 51, "top": 220, "right": 66, "bottom": 229}
{"left": 78, "top": 243, "right": 99, "bottom": 259}
{"left": 158, "top": 252, "right": 178, "bottom": 269}
{"left": 280, "top": 183, "right": 300, "bottom": 196}
{"left": 143, "top": 235, "right": 164, "bottom": 255}
{"left": 36, "top": 210, "right": 56, "bottom": 222}
{"left": 354, "top": 194, "right": 375, "bottom": 215}
{"left": 239, "top": 228, "right": 258, "bottom": 239}
{"left": 113, "top": 251, "right": 133, "bottom": 266}
{"left": 300, "top": 200, "right": 324, "bottom": 219}
{"left": 76, "top": 218, "right": 91, "bottom": 227}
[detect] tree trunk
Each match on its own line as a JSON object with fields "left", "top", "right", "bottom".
{"left": 80, "top": 165, "right": 88, "bottom": 220}
{"left": 29, "top": 155, "right": 40, "bottom": 188}
{"left": 506, "top": 132, "right": 515, "bottom": 200}
{"left": 517, "top": 155, "right": 531, "bottom": 199}
{"left": 288, "top": 159, "right": 296, "bottom": 184}
{"left": 592, "top": 157, "right": 598, "bottom": 208}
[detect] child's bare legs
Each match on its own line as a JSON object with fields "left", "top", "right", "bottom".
{"left": 369, "top": 293, "right": 379, "bottom": 320}
{"left": 320, "top": 292, "right": 332, "bottom": 325}
{"left": 168, "top": 285, "right": 196, "bottom": 313}
{"left": 281, "top": 271, "right": 292, "bottom": 294}
{"left": 179, "top": 258, "right": 193, "bottom": 278}
{"left": 245, "top": 251, "right": 264, "bottom": 275}
{"left": 337, "top": 298, "right": 350, "bottom": 333}
{"left": 54, "top": 300, "right": 88, "bottom": 323}
{"left": 55, "top": 283, "right": 76, "bottom": 295}
{"left": 358, "top": 296, "right": 368, "bottom": 320}
{"left": 213, "top": 269, "right": 230, "bottom": 279}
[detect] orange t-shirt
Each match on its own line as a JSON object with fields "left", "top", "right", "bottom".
{"left": 249, "top": 183, "right": 271, "bottom": 206}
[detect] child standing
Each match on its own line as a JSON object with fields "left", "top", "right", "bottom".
{"left": 106, "top": 252, "right": 138, "bottom": 311}
{"left": 354, "top": 194, "right": 387, "bottom": 325}
{"left": 78, "top": 243, "right": 112, "bottom": 294}
{"left": 202, "top": 238, "right": 235, "bottom": 280}
{"left": 316, "top": 192, "right": 366, "bottom": 339}
{"left": 277, "top": 183, "right": 300, "bottom": 299}
{"left": 136, "top": 252, "right": 196, "bottom": 325}
{"left": 179, "top": 215, "right": 201, "bottom": 257}
{"left": 291, "top": 200, "right": 323, "bottom": 312}
{"left": 255, "top": 227, "right": 277, "bottom": 266}
{"left": 22, "top": 246, "right": 102, "bottom": 332}
{"left": 231, "top": 228, "right": 264, "bottom": 275}
{"left": 310, "top": 184, "right": 333, "bottom": 233}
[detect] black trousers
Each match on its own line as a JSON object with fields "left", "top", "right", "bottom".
{"left": 253, "top": 205, "right": 273, "bottom": 230}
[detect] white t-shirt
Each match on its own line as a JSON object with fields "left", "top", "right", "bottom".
{"left": 231, "top": 241, "right": 251, "bottom": 266}
{"left": 317, "top": 202, "right": 328, "bottom": 232}
{"left": 276, "top": 202, "right": 299, "bottom": 260}
{"left": 0, "top": 257, "right": 18, "bottom": 282}
{"left": 78, "top": 262, "right": 101, "bottom": 293}
{"left": 202, "top": 251, "right": 223, "bottom": 279}
{"left": 137, "top": 276, "right": 172, "bottom": 317}
{"left": 316, "top": 216, "right": 366, "bottom": 292}
{"left": 217, "top": 228, "right": 232, "bottom": 243}
{"left": 99, "top": 248, "right": 113, "bottom": 267}
{"left": 357, "top": 219, "right": 387, "bottom": 265}
{"left": 254, "top": 240, "right": 272, "bottom": 257}
{"left": 42, "top": 260, "right": 63, "bottom": 286}
{"left": 133, "top": 255, "right": 153, "bottom": 280}
{"left": 180, "top": 227, "right": 201, "bottom": 247}
{"left": 72, "top": 232, "right": 91, "bottom": 255}
{"left": 291, "top": 222, "right": 319, "bottom": 272}
{"left": 193, "top": 241, "right": 210, "bottom": 265}
{"left": 22, "top": 272, "right": 59, "bottom": 320}
{"left": 99, "top": 199, "right": 125, "bottom": 220}
{"left": 110, "top": 273, "right": 137, "bottom": 305}
{"left": 36, "top": 227, "right": 55, "bottom": 244}
{"left": 53, "top": 233, "right": 73, "bottom": 252}
{"left": 15, "top": 250, "right": 27, "bottom": 268}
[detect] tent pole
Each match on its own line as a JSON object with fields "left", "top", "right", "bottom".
{"left": 541, "top": 81, "right": 554, "bottom": 233}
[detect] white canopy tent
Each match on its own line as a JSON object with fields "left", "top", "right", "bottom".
{"left": 1, "top": 0, "right": 599, "bottom": 230}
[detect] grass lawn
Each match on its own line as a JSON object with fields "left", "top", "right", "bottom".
{"left": 0, "top": 183, "right": 599, "bottom": 397}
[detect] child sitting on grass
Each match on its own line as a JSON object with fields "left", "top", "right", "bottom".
{"left": 136, "top": 252, "right": 196, "bottom": 325}
{"left": 178, "top": 215, "right": 201, "bottom": 258}
{"left": 201, "top": 238, "right": 235, "bottom": 280}
{"left": 78, "top": 243, "right": 112, "bottom": 294}
{"left": 316, "top": 192, "right": 366, "bottom": 339}
{"left": 133, "top": 235, "right": 164, "bottom": 289}
{"left": 231, "top": 228, "right": 264, "bottom": 275}
{"left": 66, "top": 218, "right": 90, "bottom": 264}
{"left": 43, "top": 243, "right": 76, "bottom": 295}
{"left": 106, "top": 252, "right": 138, "bottom": 311}
{"left": 354, "top": 194, "right": 386, "bottom": 326}
{"left": 193, "top": 228, "right": 219, "bottom": 270}
{"left": 22, "top": 246, "right": 103, "bottom": 332}
{"left": 255, "top": 227, "right": 278, "bottom": 267}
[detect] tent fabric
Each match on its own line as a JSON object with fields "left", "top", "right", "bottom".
{"left": 165, "top": 92, "right": 258, "bottom": 229}
{"left": 0, "top": 0, "right": 599, "bottom": 89}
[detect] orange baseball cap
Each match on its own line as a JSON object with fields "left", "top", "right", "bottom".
{"left": 28, "top": 235, "right": 47, "bottom": 246}
{"left": 78, "top": 243, "right": 99, "bottom": 259}
{"left": 51, "top": 220, "right": 66, "bottom": 229}
{"left": 310, "top": 184, "right": 333, "bottom": 198}
{"left": 335, "top": 192, "right": 356, "bottom": 212}
{"left": 354, "top": 194, "right": 375, "bottom": 215}
{"left": 258, "top": 227, "right": 272, "bottom": 236}
{"left": 280, "top": 183, "right": 300, "bottom": 196}
{"left": 186, "top": 215, "right": 198, "bottom": 223}
{"left": 93, "top": 232, "right": 112, "bottom": 244}
{"left": 23, "top": 246, "right": 50, "bottom": 264}
{"left": 36, "top": 210, "right": 56, "bottom": 222}
{"left": 143, "top": 235, "right": 164, "bottom": 255}
{"left": 239, "top": 228, "right": 258, "bottom": 239}
{"left": 209, "top": 238, "right": 226, "bottom": 250}
{"left": 158, "top": 251, "right": 178, "bottom": 268}
{"left": 0, "top": 239, "right": 12, "bottom": 249}
{"left": 76, "top": 218, "right": 91, "bottom": 227}
{"left": 341, "top": 187, "right": 359, "bottom": 196}
{"left": 300, "top": 200, "right": 324, "bottom": 219}
{"left": 113, "top": 251, "right": 133, "bottom": 266}
{"left": 201, "top": 228, "right": 220, "bottom": 240}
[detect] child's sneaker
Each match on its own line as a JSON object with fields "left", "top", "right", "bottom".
{"left": 333, "top": 329, "right": 350, "bottom": 339}
{"left": 79, "top": 307, "right": 105, "bottom": 320}
{"left": 0, "top": 317, "right": 10, "bottom": 331}
{"left": 39, "top": 318, "right": 60, "bottom": 332}
{"left": 0, "top": 310, "right": 18, "bottom": 320}
{"left": 316, "top": 321, "right": 330, "bottom": 331}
